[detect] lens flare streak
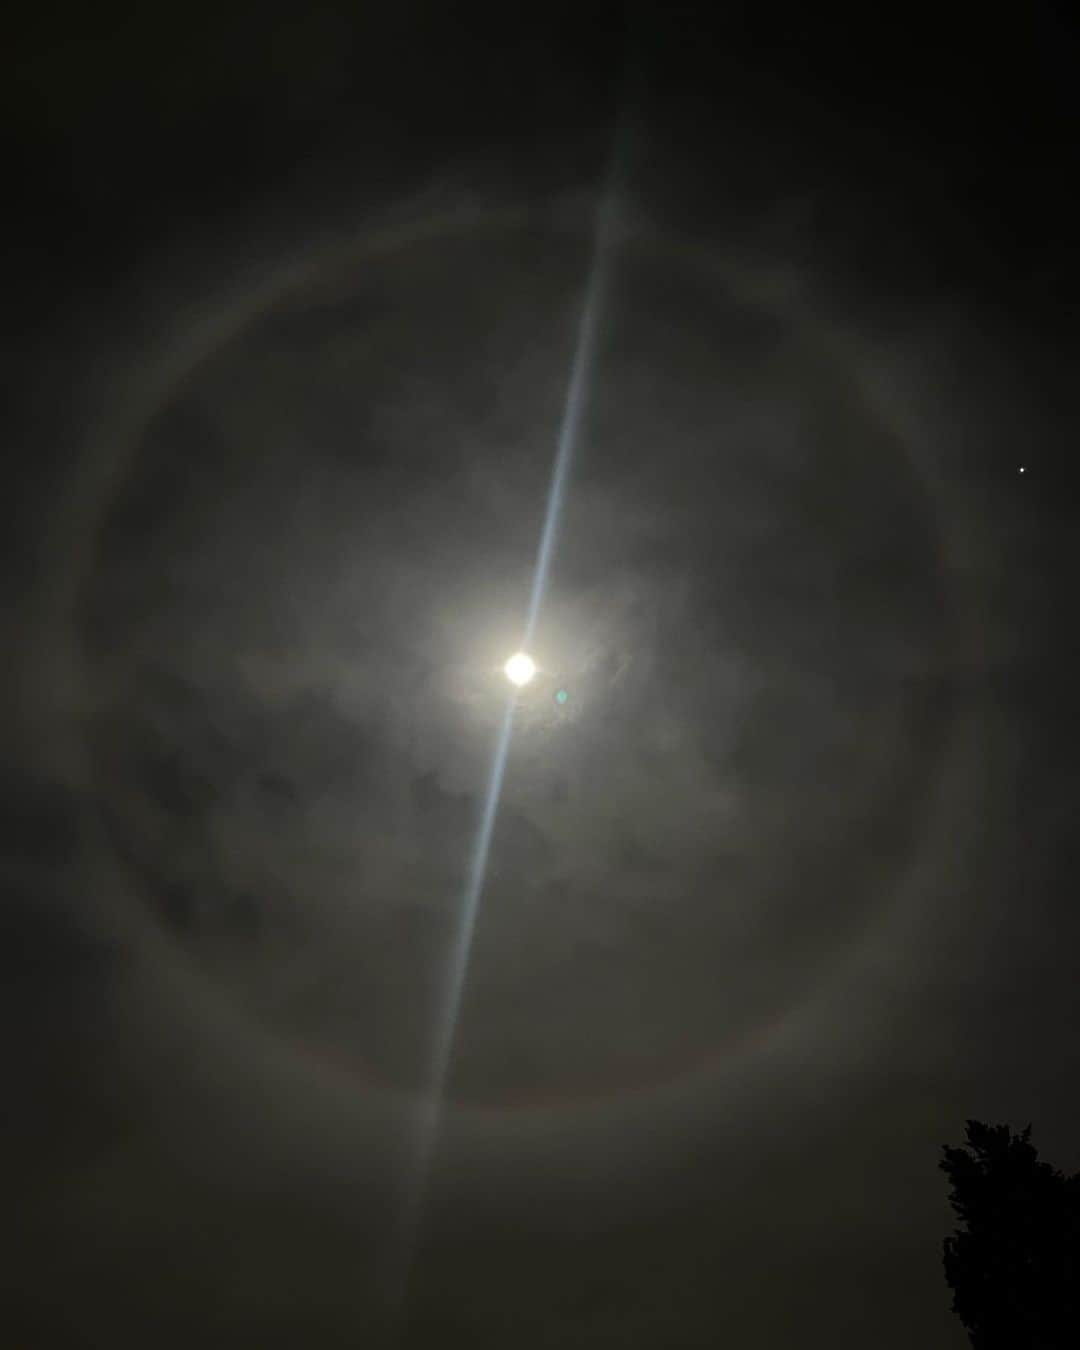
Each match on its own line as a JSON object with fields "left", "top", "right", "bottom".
{"left": 391, "top": 182, "right": 621, "bottom": 1324}
{"left": 524, "top": 203, "right": 617, "bottom": 646}
{"left": 387, "top": 694, "right": 516, "bottom": 1312}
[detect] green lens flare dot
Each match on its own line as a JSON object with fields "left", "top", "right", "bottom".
{"left": 555, "top": 689, "right": 568, "bottom": 705}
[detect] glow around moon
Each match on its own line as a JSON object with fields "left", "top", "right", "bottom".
{"left": 504, "top": 652, "right": 537, "bottom": 686}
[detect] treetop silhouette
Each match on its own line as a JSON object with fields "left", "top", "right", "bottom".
{"left": 941, "top": 1119, "right": 1080, "bottom": 1349}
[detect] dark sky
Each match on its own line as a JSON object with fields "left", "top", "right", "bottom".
{"left": 4, "top": 5, "right": 1079, "bottom": 1347}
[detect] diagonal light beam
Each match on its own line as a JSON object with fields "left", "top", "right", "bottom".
{"left": 523, "top": 196, "right": 619, "bottom": 647}
{"left": 386, "top": 693, "right": 517, "bottom": 1316}
{"left": 388, "top": 91, "right": 633, "bottom": 1331}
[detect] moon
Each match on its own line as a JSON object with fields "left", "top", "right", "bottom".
{"left": 504, "top": 651, "right": 537, "bottom": 686}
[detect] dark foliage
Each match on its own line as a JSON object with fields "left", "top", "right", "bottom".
{"left": 941, "top": 1120, "right": 1080, "bottom": 1349}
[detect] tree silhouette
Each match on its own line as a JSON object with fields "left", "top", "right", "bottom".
{"left": 940, "top": 1120, "right": 1080, "bottom": 1349}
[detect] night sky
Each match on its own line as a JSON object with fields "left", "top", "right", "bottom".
{"left": 5, "top": 6, "right": 1079, "bottom": 1347}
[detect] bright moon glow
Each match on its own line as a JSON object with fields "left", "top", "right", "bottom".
{"left": 504, "top": 652, "right": 537, "bottom": 686}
